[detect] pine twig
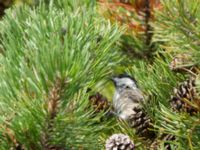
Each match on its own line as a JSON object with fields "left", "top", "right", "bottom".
{"left": 41, "top": 77, "right": 68, "bottom": 150}
{"left": 144, "top": 0, "right": 152, "bottom": 46}
{"left": 5, "top": 127, "right": 24, "bottom": 150}
{"left": 0, "top": 113, "right": 25, "bottom": 150}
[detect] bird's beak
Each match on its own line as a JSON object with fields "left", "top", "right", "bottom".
{"left": 110, "top": 76, "right": 117, "bottom": 86}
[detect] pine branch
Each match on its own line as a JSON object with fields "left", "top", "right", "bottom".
{"left": 0, "top": 0, "right": 122, "bottom": 149}
{"left": 144, "top": 0, "right": 153, "bottom": 47}
{"left": 1, "top": 115, "right": 24, "bottom": 150}
{"left": 41, "top": 77, "right": 68, "bottom": 150}
{"left": 4, "top": 127, "right": 24, "bottom": 150}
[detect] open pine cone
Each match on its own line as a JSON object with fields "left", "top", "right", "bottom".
{"left": 89, "top": 92, "right": 110, "bottom": 113}
{"left": 128, "top": 107, "right": 155, "bottom": 139}
{"left": 170, "top": 77, "right": 200, "bottom": 115}
{"left": 105, "top": 134, "right": 134, "bottom": 150}
{"left": 150, "top": 134, "right": 176, "bottom": 150}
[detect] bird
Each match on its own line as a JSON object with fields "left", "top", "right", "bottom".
{"left": 111, "top": 74, "right": 144, "bottom": 120}
{"left": 111, "top": 74, "right": 175, "bottom": 148}
{"left": 111, "top": 74, "right": 155, "bottom": 139}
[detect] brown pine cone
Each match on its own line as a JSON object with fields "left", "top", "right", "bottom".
{"left": 170, "top": 77, "right": 200, "bottom": 115}
{"left": 128, "top": 107, "right": 155, "bottom": 139}
{"left": 150, "top": 134, "right": 177, "bottom": 150}
{"left": 89, "top": 92, "right": 110, "bottom": 113}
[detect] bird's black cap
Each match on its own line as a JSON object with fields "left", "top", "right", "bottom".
{"left": 117, "top": 74, "right": 136, "bottom": 80}
{"left": 111, "top": 73, "right": 138, "bottom": 86}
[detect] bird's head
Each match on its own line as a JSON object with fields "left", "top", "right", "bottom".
{"left": 111, "top": 74, "right": 138, "bottom": 90}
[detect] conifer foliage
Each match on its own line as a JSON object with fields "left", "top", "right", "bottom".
{"left": 0, "top": 1, "right": 122, "bottom": 149}
{"left": 1, "top": 0, "right": 200, "bottom": 149}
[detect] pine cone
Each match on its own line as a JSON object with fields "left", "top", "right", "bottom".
{"left": 169, "top": 53, "right": 199, "bottom": 75}
{"left": 169, "top": 53, "right": 193, "bottom": 70}
{"left": 170, "top": 77, "right": 200, "bottom": 115}
{"left": 105, "top": 134, "right": 134, "bottom": 150}
{"left": 150, "top": 134, "right": 176, "bottom": 150}
{"left": 89, "top": 92, "right": 110, "bottom": 113}
{"left": 163, "top": 134, "right": 176, "bottom": 150}
{"left": 128, "top": 107, "right": 155, "bottom": 138}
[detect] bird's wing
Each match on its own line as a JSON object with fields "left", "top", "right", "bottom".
{"left": 121, "top": 89, "right": 144, "bottom": 103}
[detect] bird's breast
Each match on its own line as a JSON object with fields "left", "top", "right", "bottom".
{"left": 113, "top": 92, "right": 140, "bottom": 120}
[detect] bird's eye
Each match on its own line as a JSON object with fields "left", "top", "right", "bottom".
{"left": 125, "top": 85, "right": 129, "bottom": 89}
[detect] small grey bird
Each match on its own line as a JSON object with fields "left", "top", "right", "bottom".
{"left": 111, "top": 74, "right": 144, "bottom": 120}
{"left": 111, "top": 74, "right": 155, "bottom": 139}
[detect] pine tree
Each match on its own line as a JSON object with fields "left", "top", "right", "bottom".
{"left": 1, "top": 0, "right": 200, "bottom": 150}
{"left": 0, "top": 1, "right": 122, "bottom": 149}
{"left": 99, "top": 0, "right": 200, "bottom": 149}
